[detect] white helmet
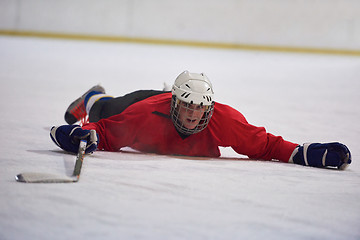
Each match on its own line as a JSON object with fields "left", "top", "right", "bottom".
{"left": 170, "top": 71, "right": 215, "bottom": 135}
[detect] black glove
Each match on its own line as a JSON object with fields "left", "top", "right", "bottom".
{"left": 50, "top": 125, "right": 98, "bottom": 154}
{"left": 290, "top": 142, "right": 351, "bottom": 170}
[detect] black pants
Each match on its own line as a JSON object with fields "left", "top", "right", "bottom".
{"left": 89, "top": 90, "right": 167, "bottom": 122}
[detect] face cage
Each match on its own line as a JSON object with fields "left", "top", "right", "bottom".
{"left": 170, "top": 96, "right": 214, "bottom": 135}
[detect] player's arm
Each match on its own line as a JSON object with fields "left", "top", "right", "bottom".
{"left": 220, "top": 105, "right": 352, "bottom": 169}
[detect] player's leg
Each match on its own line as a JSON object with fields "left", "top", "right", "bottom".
{"left": 64, "top": 85, "right": 110, "bottom": 125}
{"left": 88, "top": 90, "right": 166, "bottom": 122}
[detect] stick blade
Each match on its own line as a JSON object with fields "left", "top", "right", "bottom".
{"left": 16, "top": 139, "right": 88, "bottom": 183}
{"left": 15, "top": 172, "right": 77, "bottom": 183}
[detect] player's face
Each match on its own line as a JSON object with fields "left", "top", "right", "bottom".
{"left": 178, "top": 101, "right": 206, "bottom": 130}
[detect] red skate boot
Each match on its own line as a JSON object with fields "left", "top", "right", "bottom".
{"left": 64, "top": 85, "right": 105, "bottom": 125}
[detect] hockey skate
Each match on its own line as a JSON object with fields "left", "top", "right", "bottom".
{"left": 64, "top": 85, "right": 105, "bottom": 125}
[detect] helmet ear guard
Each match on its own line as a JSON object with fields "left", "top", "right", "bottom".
{"left": 170, "top": 71, "right": 215, "bottom": 135}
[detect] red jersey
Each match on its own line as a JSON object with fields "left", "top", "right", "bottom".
{"left": 82, "top": 92, "right": 298, "bottom": 162}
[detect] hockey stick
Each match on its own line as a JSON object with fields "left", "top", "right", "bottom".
{"left": 15, "top": 139, "right": 87, "bottom": 183}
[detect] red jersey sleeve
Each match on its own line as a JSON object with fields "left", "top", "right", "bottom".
{"left": 82, "top": 106, "right": 146, "bottom": 151}
{"left": 209, "top": 103, "right": 298, "bottom": 162}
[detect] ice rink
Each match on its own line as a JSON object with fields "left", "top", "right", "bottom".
{"left": 0, "top": 35, "right": 359, "bottom": 240}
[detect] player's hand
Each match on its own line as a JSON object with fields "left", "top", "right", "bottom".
{"left": 290, "top": 142, "right": 351, "bottom": 170}
{"left": 50, "top": 125, "right": 98, "bottom": 154}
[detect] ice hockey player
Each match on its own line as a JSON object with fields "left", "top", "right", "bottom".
{"left": 50, "top": 71, "right": 352, "bottom": 170}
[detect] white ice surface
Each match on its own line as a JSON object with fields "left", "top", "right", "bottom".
{"left": 0, "top": 36, "right": 359, "bottom": 240}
